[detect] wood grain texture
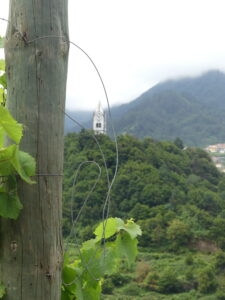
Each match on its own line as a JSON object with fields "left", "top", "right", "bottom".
{"left": 0, "top": 1, "right": 69, "bottom": 299}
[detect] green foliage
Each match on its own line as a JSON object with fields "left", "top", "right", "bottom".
{"left": 0, "top": 283, "right": 5, "bottom": 299}
{"left": 63, "top": 131, "right": 225, "bottom": 249}
{"left": 216, "top": 290, "right": 225, "bottom": 300}
{"left": 214, "top": 251, "right": 225, "bottom": 272}
{"left": 62, "top": 218, "right": 141, "bottom": 299}
{"left": 63, "top": 131, "right": 225, "bottom": 298}
{"left": 94, "top": 217, "right": 124, "bottom": 241}
{"left": 0, "top": 60, "right": 35, "bottom": 219}
{"left": 197, "top": 267, "right": 218, "bottom": 294}
{"left": 119, "top": 282, "right": 142, "bottom": 296}
{"left": 144, "top": 271, "right": 160, "bottom": 292}
{"left": 167, "top": 219, "right": 191, "bottom": 250}
{"left": 0, "top": 108, "right": 36, "bottom": 219}
{"left": 185, "top": 254, "right": 194, "bottom": 265}
{"left": 157, "top": 268, "right": 184, "bottom": 294}
{"left": 210, "top": 218, "right": 225, "bottom": 249}
{"left": 173, "top": 137, "right": 184, "bottom": 149}
{"left": 102, "top": 278, "right": 114, "bottom": 294}
{"left": 0, "top": 106, "right": 23, "bottom": 144}
{"left": 110, "top": 273, "right": 131, "bottom": 287}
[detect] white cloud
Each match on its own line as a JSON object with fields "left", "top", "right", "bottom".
{"left": 1, "top": 0, "right": 225, "bottom": 110}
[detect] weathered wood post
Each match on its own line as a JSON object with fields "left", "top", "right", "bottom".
{"left": 0, "top": 1, "right": 69, "bottom": 299}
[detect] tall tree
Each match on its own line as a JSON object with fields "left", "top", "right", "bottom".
{"left": 0, "top": 1, "right": 69, "bottom": 299}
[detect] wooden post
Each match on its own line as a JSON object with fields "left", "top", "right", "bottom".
{"left": 0, "top": 1, "right": 69, "bottom": 299}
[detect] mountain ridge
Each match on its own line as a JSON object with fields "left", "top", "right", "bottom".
{"left": 65, "top": 70, "right": 225, "bottom": 146}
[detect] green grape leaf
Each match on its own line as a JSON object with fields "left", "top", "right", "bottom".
{"left": 0, "top": 59, "right": 5, "bottom": 70}
{"left": 80, "top": 247, "right": 103, "bottom": 282}
{"left": 62, "top": 218, "right": 141, "bottom": 299}
{"left": 74, "top": 277, "right": 84, "bottom": 300}
{"left": 118, "top": 219, "right": 142, "bottom": 239}
{"left": 61, "top": 289, "right": 75, "bottom": 300}
{"left": 0, "top": 144, "right": 17, "bottom": 175}
{"left": 0, "top": 74, "right": 6, "bottom": 89}
{"left": 115, "top": 232, "right": 138, "bottom": 267}
{"left": 82, "top": 238, "right": 98, "bottom": 250}
{"left": 81, "top": 242, "right": 118, "bottom": 276}
{"left": 0, "top": 192, "right": 23, "bottom": 219}
{"left": 11, "top": 149, "right": 36, "bottom": 184}
{"left": 62, "top": 265, "right": 84, "bottom": 300}
{"left": 61, "top": 289, "right": 70, "bottom": 300}
{"left": 94, "top": 217, "right": 124, "bottom": 241}
{"left": 0, "top": 88, "right": 4, "bottom": 105}
{"left": 99, "top": 243, "right": 118, "bottom": 275}
{"left": 0, "top": 283, "right": 5, "bottom": 298}
{"left": 5, "top": 175, "right": 17, "bottom": 192}
{"left": 82, "top": 281, "right": 101, "bottom": 300}
{"left": 0, "top": 106, "right": 23, "bottom": 144}
{"left": 18, "top": 151, "right": 36, "bottom": 177}
{"left": 0, "top": 146, "right": 35, "bottom": 183}
{"left": 62, "top": 265, "right": 77, "bottom": 293}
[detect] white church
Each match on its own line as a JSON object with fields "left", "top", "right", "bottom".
{"left": 93, "top": 102, "right": 106, "bottom": 134}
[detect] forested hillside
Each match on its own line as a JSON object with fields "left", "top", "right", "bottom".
{"left": 112, "top": 70, "right": 225, "bottom": 146}
{"left": 63, "top": 131, "right": 225, "bottom": 299}
{"left": 65, "top": 70, "right": 225, "bottom": 147}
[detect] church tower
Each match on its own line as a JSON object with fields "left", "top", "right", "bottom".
{"left": 93, "top": 102, "right": 106, "bottom": 134}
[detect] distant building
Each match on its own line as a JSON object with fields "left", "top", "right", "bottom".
{"left": 93, "top": 102, "right": 106, "bottom": 134}
{"left": 205, "top": 144, "right": 225, "bottom": 153}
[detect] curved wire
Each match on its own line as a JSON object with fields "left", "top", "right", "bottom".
{"left": 0, "top": 23, "right": 120, "bottom": 282}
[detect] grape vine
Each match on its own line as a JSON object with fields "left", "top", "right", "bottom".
{"left": 0, "top": 36, "right": 141, "bottom": 300}
{"left": 0, "top": 57, "right": 36, "bottom": 220}
{"left": 62, "top": 218, "right": 141, "bottom": 300}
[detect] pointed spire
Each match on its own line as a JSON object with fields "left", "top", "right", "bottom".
{"left": 93, "top": 101, "right": 106, "bottom": 135}
{"left": 96, "top": 101, "right": 104, "bottom": 114}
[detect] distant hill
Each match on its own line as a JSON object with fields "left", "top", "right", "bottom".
{"left": 64, "top": 110, "right": 92, "bottom": 133}
{"left": 112, "top": 70, "right": 225, "bottom": 146}
{"left": 65, "top": 70, "right": 225, "bottom": 146}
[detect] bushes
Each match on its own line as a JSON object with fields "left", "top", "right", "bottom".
{"left": 110, "top": 273, "right": 131, "bottom": 287}
{"left": 102, "top": 278, "right": 114, "bottom": 295}
{"left": 120, "top": 282, "right": 142, "bottom": 296}
{"left": 215, "top": 250, "right": 225, "bottom": 272}
{"left": 102, "top": 273, "right": 132, "bottom": 295}
{"left": 144, "top": 272, "right": 160, "bottom": 292}
{"left": 216, "top": 290, "right": 225, "bottom": 300}
{"left": 103, "top": 253, "right": 222, "bottom": 298}
{"left": 167, "top": 219, "right": 192, "bottom": 250}
{"left": 185, "top": 254, "right": 194, "bottom": 265}
{"left": 157, "top": 268, "right": 184, "bottom": 294}
{"left": 197, "top": 267, "right": 218, "bottom": 294}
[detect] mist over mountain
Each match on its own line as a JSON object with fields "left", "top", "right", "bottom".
{"left": 64, "top": 110, "right": 92, "bottom": 133}
{"left": 65, "top": 70, "right": 225, "bottom": 146}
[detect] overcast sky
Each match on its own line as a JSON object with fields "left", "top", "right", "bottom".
{"left": 1, "top": 0, "right": 225, "bottom": 110}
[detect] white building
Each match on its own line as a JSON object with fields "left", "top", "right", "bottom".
{"left": 93, "top": 102, "right": 106, "bottom": 134}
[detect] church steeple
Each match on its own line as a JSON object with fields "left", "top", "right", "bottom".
{"left": 93, "top": 101, "right": 106, "bottom": 134}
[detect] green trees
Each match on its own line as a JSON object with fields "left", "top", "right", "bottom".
{"left": 62, "top": 131, "right": 225, "bottom": 298}
{"left": 197, "top": 267, "right": 218, "bottom": 294}
{"left": 167, "top": 220, "right": 191, "bottom": 249}
{"left": 63, "top": 132, "right": 225, "bottom": 249}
